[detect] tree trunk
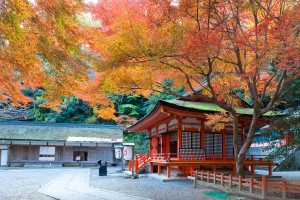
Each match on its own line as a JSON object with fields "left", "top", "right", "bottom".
{"left": 233, "top": 113, "right": 260, "bottom": 177}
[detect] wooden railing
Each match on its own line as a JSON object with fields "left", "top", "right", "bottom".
{"left": 192, "top": 170, "right": 300, "bottom": 199}
{"left": 128, "top": 154, "right": 151, "bottom": 173}
{"left": 150, "top": 153, "right": 269, "bottom": 162}
{"left": 134, "top": 154, "right": 151, "bottom": 173}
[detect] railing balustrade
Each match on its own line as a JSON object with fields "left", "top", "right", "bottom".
{"left": 192, "top": 170, "right": 300, "bottom": 199}
{"left": 149, "top": 153, "right": 269, "bottom": 162}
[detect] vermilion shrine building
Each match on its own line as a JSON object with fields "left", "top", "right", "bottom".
{"left": 128, "top": 99, "right": 276, "bottom": 178}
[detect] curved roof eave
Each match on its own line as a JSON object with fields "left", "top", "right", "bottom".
{"left": 127, "top": 99, "right": 279, "bottom": 133}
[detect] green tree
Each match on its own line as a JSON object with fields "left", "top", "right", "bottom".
{"left": 263, "top": 78, "right": 300, "bottom": 160}
{"left": 22, "top": 88, "right": 116, "bottom": 124}
{"left": 144, "top": 78, "right": 185, "bottom": 113}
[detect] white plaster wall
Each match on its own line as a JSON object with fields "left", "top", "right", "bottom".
{"left": 39, "top": 146, "right": 55, "bottom": 161}
{"left": 182, "top": 117, "right": 201, "bottom": 130}
{"left": 169, "top": 119, "right": 178, "bottom": 126}
{"left": 158, "top": 124, "right": 166, "bottom": 133}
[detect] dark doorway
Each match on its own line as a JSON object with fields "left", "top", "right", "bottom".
{"left": 73, "top": 151, "right": 88, "bottom": 161}
{"left": 170, "top": 141, "right": 177, "bottom": 155}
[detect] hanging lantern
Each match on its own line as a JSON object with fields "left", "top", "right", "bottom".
{"left": 115, "top": 148, "right": 122, "bottom": 159}
{"left": 123, "top": 146, "right": 132, "bottom": 160}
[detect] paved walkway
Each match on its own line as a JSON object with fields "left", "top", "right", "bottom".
{"left": 38, "top": 168, "right": 150, "bottom": 200}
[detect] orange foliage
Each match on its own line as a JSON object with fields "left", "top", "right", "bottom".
{"left": 89, "top": 0, "right": 300, "bottom": 114}
{"left": 0, "top": 0, "right": 119, "bottom": 120}
{"left": 205, "top": 112, "right": 233, "bottom": 131}
{"left": 2, "top": 0, "right": 300, "bottom": 122}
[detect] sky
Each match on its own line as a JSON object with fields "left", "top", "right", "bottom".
{"left": 84, "top": 0, "right": 98, "bottom": 3}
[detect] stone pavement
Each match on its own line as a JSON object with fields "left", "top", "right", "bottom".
{"left": 38, "top": 168, "right": 151, "bottom": 200}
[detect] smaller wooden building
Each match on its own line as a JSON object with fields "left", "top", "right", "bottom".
{"left": 0, "top": 121, "right": 123, "bottom": 167}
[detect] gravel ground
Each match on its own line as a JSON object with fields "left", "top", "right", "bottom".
{"left": 1, "top": 167, "right": 298, "bottom": 200}
{"left": 89, "top": 167, "right": 254, "bottom": 200}
{"left": 0, "top": 167, "right": 67, "bottom": 200}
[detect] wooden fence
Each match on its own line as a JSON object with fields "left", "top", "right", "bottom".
{"left": 192, "top": 170, "right": 300, "bottom": 199}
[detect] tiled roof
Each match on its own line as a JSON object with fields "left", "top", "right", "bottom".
{"left": 0, "top": 121, "right": 123, "bottom": 142}
{"left": 165, "top": 99, "right": 279, "bottom": 116}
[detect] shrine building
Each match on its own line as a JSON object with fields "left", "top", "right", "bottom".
{"left": 127, "top": 98, "right": 277, "bottom": 178}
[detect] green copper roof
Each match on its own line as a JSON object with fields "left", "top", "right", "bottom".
{"left": 165, "top": 99, "right": 278, "bottom": 116}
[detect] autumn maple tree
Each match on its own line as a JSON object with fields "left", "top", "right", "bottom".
{"left": 0, "top": 0, "right": 117, "bottom": 119}
{"left": 89, "top": 0, "right": 300, "bottom": 175}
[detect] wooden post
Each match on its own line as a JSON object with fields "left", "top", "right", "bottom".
{"left": 250, "top": 177, "right": 253, "bottom": 193}
{"left": 213, "top": 165, "right": 216, "bottom": 173}
{"left": 239, "top": 176, "right": 242, "bottom": 191}
{"left": 233, "top": 165, "right": 236, "bottom": 176}
{"left": 134, "top": 159, "right": 138, "bottom": 174}
{"left": 222, "top": 132, "right": 226, "bottom": 159}
{"left": 207, "top": 171, "right": 210, "bottom": 182}
{"left": 251, "top": 165, "right": 255, "bottom": 175}
{"left": 194, "top": 170, "right": 198, "bottom": 188}
{"left": 166, "top": 134, "right": 170, "bottom": 154}
{"left": 177, "top": 118, "right": 182, "bottom": 153}
{"left": 262, "top": 175, "right": 267, "bottom": 199}
{"left": 150, "top": 162, "right": 154, "bottom": 173}
{"left": 282, "top": 179, "right": 287, "bottom": 199}
{"left": 167, "top": 165, "right": 171, "bottom": 178}
{"left": 201, "top": 170, "right": 204, "bottom": 181}
{"left": 268, "top": 164, "right": 272, "bottom": 175}
{"left": 201, "top": 120, "right": 205, "bottom": 149}
{"left": 158, "top": 165, "right": 161, "bottom": 175}
{"left": 214, "top": 172, "right": 216, "bottom": 185}
{"left": 229, "top": 174, "right": 232, "bottom": 188}
{"left": 221, "top": 173, "right": 224, "bottom": 186}
{"left": 190, "top": 165, "right": 194, "bottom": 177}
{"left": 128, "top": 160, "right": 131, "bottom": 171}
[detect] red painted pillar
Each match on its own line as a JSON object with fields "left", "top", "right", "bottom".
{"left": 213, "top": 165, "right": 216, "bottom": 173}
{"left": 268, "top": 164, "right": 272, "bottom": 175}
{"left": 251, "top": 165, "right": 255, "bottom": 175}
{"left": 128, "top": 160, "right": 131, "bottom": 171}
{"left": 233, "top": 165, "right": 236, "bottom": 176}
{"left": 222, "top": 132, "right": 226, "bottom": 159}
{"left": 201, "top": 120, "right": 205, "bottom": 148}
{"left": 158, "top": 165, "right": 161, "bottom": 175}
{"left": 134, "top": 159, "right": 138, "bottom": 174}
{"left": 167, "top": 165, "right": 171, "bottom": 178}
{"left": 282, "top": 179, "right": 287, "bottom": 198}
{"left": 250, "top": 177, "right": 253, "bottom": 193}
{"left": 262, "top": 176, "right": 267, "bottom": 199}
{"left": 150, "top": 162, "right": 154, "bottom": 173}
{"left": 166, "top": 134, "right": 170, "bottom": 154}
{"left": 190, "top": 165, "right": 194, "bottom": 176}
{"left": 177, "top": 118, "right": 182, "bottom": 154}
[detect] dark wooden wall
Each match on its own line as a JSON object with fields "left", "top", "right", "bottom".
{"left": 9, "top": 145, "right": 115, "bottom": 163}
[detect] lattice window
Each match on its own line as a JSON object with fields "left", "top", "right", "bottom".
{"left": 226, "top": 134, "right": 234, "bottom": 158}
{"left": 205, "top": 133, "right": 223, "bottom": 156}
{"left": 182, "top": 132, "right": 200, "bottom": 149}
{"left": 226, "top": 134, "right": 243, "bottom": 157}
{"left": 214, "top": 134, "right": 222, "bottom": 157}
{"left": 192, "top": 132, "right": 201, "bottom": 148}
{"left": 182, "top": 132, "right": 191, "bottom": 148}
{"left": 205, "top": 133, "right": 214, "bottom": 154}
